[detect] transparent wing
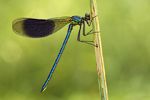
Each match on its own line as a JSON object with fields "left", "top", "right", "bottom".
{"left": 12, "top": 17, "right": 71, "bottom": 38}
{"left": 49, "top": 17, "right": 71, "bottom": 33}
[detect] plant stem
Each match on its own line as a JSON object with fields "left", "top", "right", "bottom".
{"left": 90, "top": 0, "right": 108, "bottom": 100}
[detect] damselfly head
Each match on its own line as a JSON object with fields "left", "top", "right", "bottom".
{"left": 85, "top": 13, "right": 90, "bottom": 20}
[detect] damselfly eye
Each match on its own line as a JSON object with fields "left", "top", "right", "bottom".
{"left": 85, "top": 13, "right": 90, "bottom": 20}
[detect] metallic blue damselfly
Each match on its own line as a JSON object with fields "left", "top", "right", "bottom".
{"left": 12, "top": 13, "right": 95, "bottom": 92}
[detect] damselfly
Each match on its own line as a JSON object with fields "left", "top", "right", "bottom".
{"left": 12, "top": 13, "right": 96, "bottom": 92}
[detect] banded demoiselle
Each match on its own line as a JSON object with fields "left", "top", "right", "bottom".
{"left": 12, "top": 13, "right": 95, "bottom": 92}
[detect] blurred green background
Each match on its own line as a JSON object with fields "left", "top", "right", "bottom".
{"left": 0, "top": 0, "right": 150, "bottom": 100}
